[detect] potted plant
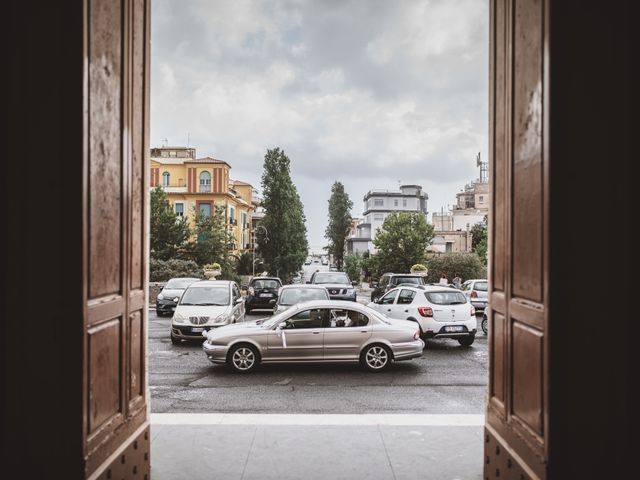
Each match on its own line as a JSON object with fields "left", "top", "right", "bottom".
{"left": 410, "top": 263, "right": 428, "bottom": 276}
{"left": 203, "top": 262, "right": 221, "bottom": 280}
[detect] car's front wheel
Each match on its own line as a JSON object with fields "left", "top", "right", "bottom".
{"left": 361, "top": 344, "right": 392, "bottom": 372}
{"left": 481, "top": 315, "right": 488, "bottom": 335}
{"left": 458, "top": 335, "right": 475, "bottom": 347}
{"left": 170, "top": 334, "right": 181, "bottom": 345}
{"left": 228, "top": 344, "right": 260, "bottom": 373}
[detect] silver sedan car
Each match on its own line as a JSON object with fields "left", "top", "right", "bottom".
{"left": 202, "top": 300, "right": 424, "bottom": 373}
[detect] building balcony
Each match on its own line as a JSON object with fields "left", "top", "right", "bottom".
{"left": 163, "top": 186, "right": 188, "bottom": 193}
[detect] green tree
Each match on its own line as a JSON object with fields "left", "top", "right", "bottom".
{"left": 424, "top": 253, "right": 484, "bottom": 283}
{"left": 325, "top": 181, "right": 353, "bottom": 270}
{"left": 470, "top": 216, "right": 488, "bottom": 265}
{"left": 257, "top": 148, "right": 309, "bottom": 280}
{"left": 373, "top": 212, "right": 435, "bottom": 274}
{"left": 183, "top": 206, "right": 235, "bottom": 273}
{"left": 236, "top": 251, "right": 253, "bottom": 275}
{"left": 150, "top": 186, "right": 190, "bottom": 261}
{"left": 344, "top": 253, "right": 363, "bottom": 282}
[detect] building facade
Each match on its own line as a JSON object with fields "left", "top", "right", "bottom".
{"left": 150, "top": 146, "right": 254, "bottom": 254}
{"left": 431, "top": 178, "right": 490, "bottom": 253}
{"left": 347, "top": 184, "right": 429, "bottom": 254}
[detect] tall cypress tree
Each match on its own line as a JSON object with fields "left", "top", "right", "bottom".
{"left": 150, "top": 186, "right": 190, "bottom": 261}
{"left": 257, "top": 147, "right": 308, "bottom": 281}
{"left": 325, "top": 181, "right": 353, "bottom": 270}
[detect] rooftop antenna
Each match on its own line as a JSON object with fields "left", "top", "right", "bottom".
{"left": 476, "top": 151, "right": 488, "bottom": 183}
{"left": 187, "top": 132, "right": 190, "bottom": 147}
{"left": 162, "top": 138, "right": 168, "bottom": 147}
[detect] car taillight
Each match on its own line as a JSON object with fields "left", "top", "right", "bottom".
{"left": 470, "top": 290, "right": 478, "bottom": 298}
{"left": 417, "top": 307, "right": 433, "bottom": 317}
{"left": 470, "top": 306, "right": 476, "bottom": 316}
{"left": 248, "top": 287, "right": 255, "bottom": 296}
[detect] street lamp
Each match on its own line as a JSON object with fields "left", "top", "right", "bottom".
{"left": 252, "top": 224, "right": 268, "bottom": 277}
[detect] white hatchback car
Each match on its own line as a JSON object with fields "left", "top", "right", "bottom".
{"left": 367, "top": 285, "right": 477, "bottom": 346}
{"left": 460, "top": 279, "right": 489, "bottom": 312}
{"left": 171, "top": 280, "right": 245, "bottom": 344}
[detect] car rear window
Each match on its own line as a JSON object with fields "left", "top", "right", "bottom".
{"left": 424, "top": 291, "right": 467, "bottom": 305}
{"left": 251, "top": 279, "right": 281, "bottom": 289}
{"left": 473, "top": 281, "right": 488, "bottom": 291}
{"left": 392, "top": 276, "right": 424, "bottom": 285}
{"left": 279, "top": 288, "right": 329, "bottom": 306}
{"left": 165, "top": 278, "right": 198, "bottom": 289}
{"left": 312, "top": 272, "right": 350, "bottom": 284}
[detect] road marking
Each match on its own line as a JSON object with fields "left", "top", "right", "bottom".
{"left": 150, "top": 413, "right": 484, "bottom": 426}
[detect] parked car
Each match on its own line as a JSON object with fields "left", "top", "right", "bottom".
{"left": 202, "top": 300, "right": 424, "bottom": 373}
{"left": 481, "top": 310, "right": 488, "bottom": 335}
{"left": 370, "top": 273, "right": 427, "bottom": 302}
{"left": 156, "top": 277, "right": 201, "bottom": 316}
{"left": 272, "top": 284, "right": 330, "bottom": 314}
{"left": 460, "top": 279, "right": 489, "bottom": 312}
{"left": 171, "top": 280, "right": 244, "bottom": 344}
{"left": 245, "top": 276, "right": 283, "bottom": 313}
{"left": 308, "top": 271, "right": 357, "bottom": 301}
{"left": 367, "top": 285, "right": 477, "bottom": 346}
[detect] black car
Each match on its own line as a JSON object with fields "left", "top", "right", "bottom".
{"left": 370, "top": 273, "right": 426, "bottom": 301}
{"left": 245, "top": 276, "right": 283, "bottom": 313}
{"left": 156, "top": 277, "right": 201, "bottom": 316}
{"left": 308, "top": 271, "right": 357, "bottom": 301}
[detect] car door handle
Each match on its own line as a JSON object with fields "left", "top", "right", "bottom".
{"left": 312, "top": 331, "right": 321, "bottom": 334}
{"left": 360, "top": 330, "right": 368, "bottom": 333}
{"left": 404, "top": 310, "right": 409, "bottom": 313}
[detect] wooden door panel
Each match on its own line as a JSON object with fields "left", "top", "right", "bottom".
{"left": 88, "top": 0, "right": 123, "bottom": 299}
{"left": 512, "top": 0, "right": 543, "bottom": 302}
{"left": 88, "top": 318, "right": 122, "bottom": 434}
{"left": 512, "top": 323, "right": 543, "bottom": 435}
{"left": 487, "top": 1, "right": 548, "bottom": 478}
{"left": 84, "top": 0, "right": 150, "bottom": 477}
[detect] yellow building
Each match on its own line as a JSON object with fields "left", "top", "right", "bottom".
{"left": 150, "top": 146, "right": 254, "bottom": 253}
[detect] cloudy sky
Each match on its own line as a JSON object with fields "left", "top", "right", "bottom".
{"left": 151, "top": 0, "right": 489, "bottom": 247}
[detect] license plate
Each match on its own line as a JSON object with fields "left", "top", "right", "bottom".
{"left": 445, "top": 326, "right": 464, "bottom": 332}
{"left": 191, "top": 327, "right": 204, "bottom": 333}
{"left": 259, "top": 293, "right": 272, "bottom": 297}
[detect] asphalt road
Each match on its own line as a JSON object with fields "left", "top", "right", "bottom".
{"left": 149, "top": 305, "right": 488, "bottom": 414}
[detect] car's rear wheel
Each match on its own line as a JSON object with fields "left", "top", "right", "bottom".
{"left": 458, "top": 335, "right": 475, "bottom": 347}
{"left": 481, "top": 316, "right": 488, "bottom": 335}
{"left": 228, "top": 344, "right": 260, "bottom": 373}
{"left": 361, "top": 344, "right": 391, "bottom": 372}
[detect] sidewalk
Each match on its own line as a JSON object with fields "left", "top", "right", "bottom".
{"left": 150, "top": 414, "right": 484, "bottom": 480}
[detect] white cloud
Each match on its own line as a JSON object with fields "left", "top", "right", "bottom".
{"left": 150, "top": 0, "right": 489, "bottom": 244}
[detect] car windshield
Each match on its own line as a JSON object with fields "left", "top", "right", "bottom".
{"left": 474, "top": 281, "right": 488, "bottom": 291}
{"left": 251, "top": 279, "right": 281, "bottom": 289}
{"left": 165, "top": 278, "right": 198, "bottom": 289}
{"left": 392, "top": 276, "right": 424, "bottom": 285}
{"left": 180, "top": 286, "right": 229, "bottom": 306}
{"left": 425, "top": 291, "right": 467, "bottom": 305}
{"left": 279, "top": 288, "right": 329, "bottom": 306}
{"left": 312, "top": 273, "right": 350, "bottom": 284}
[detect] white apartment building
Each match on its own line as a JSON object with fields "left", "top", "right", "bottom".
{"left": 347, "top": 184, "right": 429, "bottom": 254}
